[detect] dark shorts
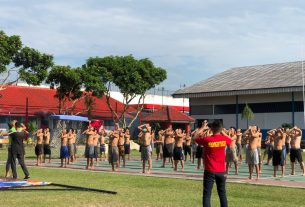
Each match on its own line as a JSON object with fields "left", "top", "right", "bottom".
{"left": 273, "top": 150, "right": 284, "bottom": 166}
{"left": 35, "top": 144, "right": 43, "bottom": 156}
{"left": 285, "top": 143, "right": 290, "bottom": 154}
{"left": 94, "top": 146, "right": 99, "bottom": 158}
{"left": 124, "top": 144, "right": 130, "bottom": 154}
{"left": 184, "top": 145, "right": 191, "bottom": 156}
{"left": 43, "top": 144, "right": 51, "bottom": 155}
{"left": 173, "top": 147, "right": 184, "bottom": 161}
{"left": 268, "top": 144, "right": 274, "bottom": 160}
{"left": 60, "top": 146, "right": 69, "bottom": 159}
{"left": 236, "top": 143, "right": 242, "bottom": 156}
{"left": 282, "top": 146, "right": 287, "bottom": 161}
{"left": 290, "top": 148, "right": 303, "bottom": 163}
{"left": 118, "top": 145, "right": 125, "bottom": 156}
{"left": 85, "top": 145, "right": 95, "bottom": 158}
{"left": 100, "top": 144, "right": 106, "bottom": 153}
{"left": 163, "top": 143, "right": 174, "bottom": 158}
{"left": 141, "top": 145, "right": 152, "bottom": 161}
{"left": 196, "top": 146, "right": 203, "bottom": 158}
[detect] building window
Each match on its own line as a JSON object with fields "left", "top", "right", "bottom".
{"left": 190, "top": 105, "right": 213, "bottom": 115}
{"left": 191, "top": 101, "right": 304, "bottom": 115}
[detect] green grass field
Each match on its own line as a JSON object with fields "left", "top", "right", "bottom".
{"left": 1, "top": 146, "right": 305, "bottom": 207}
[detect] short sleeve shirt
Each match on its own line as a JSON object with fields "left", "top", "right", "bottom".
{"left": 196, "top": 134, "right": 232, "bottom": 173}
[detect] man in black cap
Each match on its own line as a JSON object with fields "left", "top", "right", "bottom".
{"left": 10, "top": 122, "right": 30, "bottom": 180}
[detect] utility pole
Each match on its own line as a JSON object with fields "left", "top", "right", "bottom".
{"left": 182, "top": 84, "right": 186, "bottom": 113}
{"left": 161, "top": 87, "right": 164, "bottom": 107}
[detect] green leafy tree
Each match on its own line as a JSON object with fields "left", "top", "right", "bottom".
{"left": 47, "top": 65, "right": 104, "bottom": 115}
{"left": 241, "top": 104, "right": 254, "bottom": 128}
{"left": 282, "top": 123, "right": 293, "bottom": 129}
{"left": 0, "top": 30, "right": 53, "bottom": 89}
{"left": 28, "top": 121, "right": 37, "bottom": 133}
{"left": 83, "top": 55, "right": 167, "bottom": 128}
{"left": 46, "top": 65, "right": 84, "bottom": 114}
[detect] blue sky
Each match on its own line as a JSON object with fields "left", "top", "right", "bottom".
{"left": 1, "top": 0, "right": 305, "bottom": 91}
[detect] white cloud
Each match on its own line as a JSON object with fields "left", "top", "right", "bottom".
{"left": 1, "top": 0, "right": 305, "bottom": 90}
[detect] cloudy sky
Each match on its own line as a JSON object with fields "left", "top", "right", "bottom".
{"left": 1, "top": 0, "right": 305, "bottom": 91}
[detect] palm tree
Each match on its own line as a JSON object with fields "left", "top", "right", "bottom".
{"left": 241, "top": 104, "right": 254, "bottom": 128}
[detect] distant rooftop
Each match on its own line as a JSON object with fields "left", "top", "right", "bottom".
{"left": 173, "top": 61, "right": 304, "bottom": 98}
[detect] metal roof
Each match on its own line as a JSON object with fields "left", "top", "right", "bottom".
{"left": 49, "top": 115, "right": 89, "bottom": 122}
{"left": 173, "top": 61, "right": 304, "bottom": 98}
{"left": 141, "top": 106, "right": 194, "bottom": 123}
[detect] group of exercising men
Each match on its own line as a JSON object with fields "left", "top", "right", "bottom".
{"left": 58, "top": 128, "right": 78, "bottom": 167}
{"left": 82, "top": 124, "right": 131, "bottom": 171}
{"left": 34, "top": 128, "right": 51, "bottom": 166}
{"left": 191, "top": 122, "right": 305, "bottom": 179}
{"left": 34, "top": 120, "right": 305, "bottom": 179}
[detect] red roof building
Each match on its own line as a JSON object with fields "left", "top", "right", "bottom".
{"left": 141, "top": 106, "right": 194, "bottom": 132}
{"left": 141, "top": 106, "right": 194, "bottom": 123}
{"left": 0, "top": 85, "right": 129, "bottom": 128}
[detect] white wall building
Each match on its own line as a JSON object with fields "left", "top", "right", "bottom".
{"left": 110, "top": 91, "right": 189, "bottom": 112}
{"left": 173, "top": 61, "right": 305, "bottom": 134}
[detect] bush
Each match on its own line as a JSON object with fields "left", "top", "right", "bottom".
{"left": 282, "top": 123, "right": 293, "bottom": 129}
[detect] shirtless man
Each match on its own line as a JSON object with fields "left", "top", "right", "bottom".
{"left": 191, "top": 129, "right": 198, "bottom": 164}
{"left": 118, "top": 128, "right": 126, "bottom": 167}
{"left": 99, "top": 129, "right": 107, "bottom": 161}
{"left": 173, "top": 129, "right": 185, "bottom": 171}
{"left": 43, "top": 128, "right": 51, "bottom": 163}
{"left": 257, "top": 128, "right": 263, "bottom": 173}
{"left": 285, "top": 128, "right": 291, "bottom": 155}
{"left": 150, "top": 130, "right": 155, "bottom": 156}
{"left": 34, "top": 129, "right": 44, "bottom": 166}
{"left": 60, "top": 129, "right": 69, "bottom": 168}
{"left": 236, "top": 129, "right": 243, "bottom": 164}
{"left": 155, "top": 130, "right": 164, "bottom": 161}
{"left": 72, "top": 129, "right": 77, "bottom": 161}
{"left": 226, "top": 127, "right": 238, "bottom": 175}
{"left": 138, "top": 124, "right": 152, "bottom": 174}
{"left": 195, "top": 120, "right": 210, "bottom": 170}
{"left": 162, "top": 125, "right": 175, "bottom": 168}
{"left": 67, "top": 129, "right": 75, "bottom": 164}
{"left": 93, "top": 128, "right": 99, "bottom": 167}
{"left": 82, "top": 126, "right": 95, "bottom": 170}
{"left": 108, "top": 128, "right": 120, "bottom": 171}
{"left": 289, "top": 127, "right": 305, "bottom": 176}
{"left": 265, "top": 129, "right": 275, "bottom": 165}
{"left": 245, "top": 126, "right": 260, "bottom": 179}
{"left": 184, "top": 131, "right": 192, "bottom": 162}
{"left": 273, "top": 128, "right": 286, "bottom": 177}
{"left": 124, "top": 128, "right": 131, "bottom": 160}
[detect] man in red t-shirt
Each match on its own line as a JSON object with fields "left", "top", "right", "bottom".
{"left": 195, "top": 120, "right": 232, "bottom": 207}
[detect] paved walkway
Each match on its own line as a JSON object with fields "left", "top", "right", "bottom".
{"left": 18, "top": 158, "right": 305, "bottom": 189}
